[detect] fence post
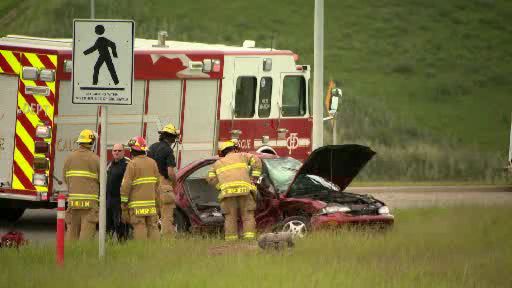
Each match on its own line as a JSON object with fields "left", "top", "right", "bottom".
{"left": 56, "top": 194, "right": 65, "bottom": 266}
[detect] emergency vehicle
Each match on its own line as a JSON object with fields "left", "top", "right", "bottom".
{"left": 0, "top": 33, "right": 313, "bottom": 221}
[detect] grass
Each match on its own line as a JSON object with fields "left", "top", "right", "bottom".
{"left": 1, "top": 206, "right": 512, "bottom": 287}
{"left": 0, "top": 0, "right": 511, "bottom": 182}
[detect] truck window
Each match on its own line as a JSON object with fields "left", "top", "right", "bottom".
{"left": 258, "top": 77, "right": 272, "bottom": 118}
{"left": 282, "top": 76, "right": 306, "bottom": 117}
{"left": 235, "top": 76, "right": 257, "bottom": 118}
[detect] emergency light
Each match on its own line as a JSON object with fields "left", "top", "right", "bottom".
{"left": 32, "top": 173, "right": 48, "bottom": 186}
{"left": 35, "top": 125, "right": 52, "bottom": 138}
{"left": 33, "top": 156, "right": 49, "bottom": 170}
{"left": 39, "top": 69, "right": 55, "bottom": 82}
{"left": 22, "top": 66, "right": 38, "bottom": 80}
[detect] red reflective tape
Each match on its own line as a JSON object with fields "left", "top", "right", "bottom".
{"left": 13, "top": 161, "right": 35, "bottom": 190}
{"left": 37, "top": 54, "right": 56, "bottom": 70}
{"left": 0, "top": 53, "right": 14, "bottom": 73}
{"left": 16, "top": 107, "right": 37, "bottom": 135}
{"left": 14, "top": 134, "right": 34, "bottom": 164}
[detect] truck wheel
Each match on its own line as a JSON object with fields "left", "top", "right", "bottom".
{"left": 1, "top": 208, "right": 26, "bottom": 222}
{"left": 173, "top": 209, "right": 190, "bottom": 233}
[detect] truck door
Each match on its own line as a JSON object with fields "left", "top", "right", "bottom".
{"left": 0, "top": 74, "right": 18, "bottom": 188}
{"left": 180, "top": 80, "right": 219, "bottom": 167}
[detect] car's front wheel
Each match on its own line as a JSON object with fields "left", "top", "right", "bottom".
{"left": 279, "top": 216, "right": 310, "bottom": 238}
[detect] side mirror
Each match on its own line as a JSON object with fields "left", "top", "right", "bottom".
{"left": 329, "top": 88, "right": 343, "bottom": 116}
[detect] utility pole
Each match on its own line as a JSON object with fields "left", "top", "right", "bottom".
{"left": 313, "top": 0, "right": 324, "bottom": 150}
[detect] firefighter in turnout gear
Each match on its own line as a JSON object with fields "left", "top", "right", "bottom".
{"left": 63, "top": 129, "right": 100, "bottom": 241}
{"left": 120, "top": 137, "right": 161, "bottom": 240}
{"left": 148, "top": 123, "right": 179, "bottom": 238}
{"left": 207, "top": 140, "right": 262, "bottom": 241}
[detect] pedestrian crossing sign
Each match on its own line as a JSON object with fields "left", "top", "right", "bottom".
{"left": 72, "top": 19, "right": 134, "bottom": 105}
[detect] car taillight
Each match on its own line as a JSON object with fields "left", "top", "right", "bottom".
{"left": 35, "top": 125, "right": 52, "bottom": 138}
{"left": 35, "top": 141, "right": 49, "bottom": 154}
{"left": 33, "top": 156, "right": 49, "bottom": 170}
{"left": 33, "top": 173, "right": 48, "bottom": 186}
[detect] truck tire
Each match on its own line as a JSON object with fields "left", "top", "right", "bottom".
{"left": 1, "top": 208, "right": 26, "bottom": 222}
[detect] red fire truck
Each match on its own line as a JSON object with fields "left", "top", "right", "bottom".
{"left": 0, "top": 34, "right": 312, "bottom": 221}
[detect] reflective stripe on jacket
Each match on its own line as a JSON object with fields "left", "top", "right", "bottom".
{"left": 120, "top": 155, "right": 160, "bottom": 215}
{"left": 63, "top": 147, "right": 100, "bottom": 208}
{"left": 206, "top": 152, "right": 262, "bottom": 200}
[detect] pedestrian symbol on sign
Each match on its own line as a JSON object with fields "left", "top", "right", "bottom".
{"left": 83, "top": 25, "right": 119, "bottom": 85}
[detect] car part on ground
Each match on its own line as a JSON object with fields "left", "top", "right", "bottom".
{"left": 0, "top": 231, "right": 27, "bottom": 248}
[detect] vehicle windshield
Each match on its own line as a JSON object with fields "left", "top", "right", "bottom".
{"left": 263, "top": 158, "right": 302, "bottom": 193}
{"left": 263, "top": 157, "right": 341, "bottom": 196}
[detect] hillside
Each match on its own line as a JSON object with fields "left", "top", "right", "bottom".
{"left": 1, "top": 0, "right": 510, "bottom": 181}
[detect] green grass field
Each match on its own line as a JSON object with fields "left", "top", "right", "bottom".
{"left": 1, "top": 206, "right": 511, "bottom": 287}
{"left": 0, "top": 0, "right": 511, "bottom": 182}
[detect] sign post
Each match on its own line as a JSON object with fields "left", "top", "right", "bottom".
{"left": 72, "top": 19, "right": 134, "bottom": 258}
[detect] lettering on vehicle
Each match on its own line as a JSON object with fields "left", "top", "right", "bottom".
{"left": 286, "top": 133, "right": 299, "bottom": 154}
{"left": 238, "top": 139, "right": 252, "bottom": 150}
{"left": 17, "top": 103, "right": 51, "bottom": 118}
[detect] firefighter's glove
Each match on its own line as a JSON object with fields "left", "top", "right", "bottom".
{"left": 121, "top": 204, "right": 130, "bottom": 224}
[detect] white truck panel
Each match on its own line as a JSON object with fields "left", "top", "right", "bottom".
{"left": 0, "top": 75, "right": 19, "bottom": 188}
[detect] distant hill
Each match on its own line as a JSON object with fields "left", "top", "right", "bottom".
{"left": 1, "top": 0, "right": 510, "bottom": 182}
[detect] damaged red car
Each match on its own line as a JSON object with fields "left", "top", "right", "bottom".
{"left": 172, "top": 144, "right": 394, "bottom": 237}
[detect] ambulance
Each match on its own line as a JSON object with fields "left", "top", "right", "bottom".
{"left": 0, "top": 33, "right": 313, "bottom": 221}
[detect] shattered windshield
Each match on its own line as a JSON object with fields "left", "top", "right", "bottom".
{"left": 263, "top": 158, "right": 301, "bottom": 193}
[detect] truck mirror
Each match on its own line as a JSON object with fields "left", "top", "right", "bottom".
{"left": 329, "top": 88, "right": 342, "bottom": 115}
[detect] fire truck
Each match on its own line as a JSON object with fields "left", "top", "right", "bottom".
{"left": 0, "top": 33, "right": 312, "bottom": 221}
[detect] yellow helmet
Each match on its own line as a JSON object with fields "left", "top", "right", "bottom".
{"left": 76, "top": 129, "right": 96, "bottom": 144}
{"left": 218, "top": 140, "right": 237, "bottom": 153}
{"left": 158, "top": 123, "right": 180, "bottom": 136}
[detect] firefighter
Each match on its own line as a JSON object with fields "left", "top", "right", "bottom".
{"left": 120, "top": 137, "right": 160, "bottom": 240}
{"left": 206, "top": 140, "right": 262, "bottom": 241}
{"left": 147, "top": 123, "right": 179, "bottom": 238}
{"left": 63, "top": 129, "right": 100, "bottom": 241}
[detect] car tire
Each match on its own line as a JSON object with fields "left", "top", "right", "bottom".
{"left": 173, "top": 209, "right": 190, "bottom": 233}
{"left": 276, "top": 216, "right": 310, "bottom": 238}
{"left": 1, "top": 208, "right": 25, "bottom": 223}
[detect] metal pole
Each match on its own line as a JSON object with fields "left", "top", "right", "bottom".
{"left": 509, "top": 112, "right": 512, "bottom": 164}
{"left": 332, "top": 117, "right": 337, "bottom": 145}
{"left": 99, "top": 106, "right": 107, "bottom": 258}
{"left": 313, "top": 0, "right": 324, "bottom": 150}
{"left": 90, "top": 0, "right": 95, "bottom": 19}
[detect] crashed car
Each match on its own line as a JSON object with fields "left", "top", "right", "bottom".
{"left": 173, "top": 144, "right": 394, "bottom": 237}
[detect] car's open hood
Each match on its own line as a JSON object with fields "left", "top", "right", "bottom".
{"left": 286, "top": 144, "right": 376, "bottom": 194}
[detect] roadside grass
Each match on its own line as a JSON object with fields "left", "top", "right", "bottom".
{"left": 1, "top": 206, "right": 511, "bottom": 287}
{"left": 0, "top": 0, "right": 511, "bottom": 182}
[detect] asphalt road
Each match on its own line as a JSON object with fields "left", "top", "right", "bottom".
{"left": 1, "top": 186, "right": 511, "bottom": 243}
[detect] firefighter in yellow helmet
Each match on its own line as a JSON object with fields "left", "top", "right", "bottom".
{"left": 206, "top": 140, "right": 262, "bottom": 241}
{"left": 120, "top": 136, "right": 160, "bottom": 240}
{"left": 147, "top": 123, "right": 180, "bottom": 238}
{"left": 63, "top": 129, "right": 100, "bottom": 241}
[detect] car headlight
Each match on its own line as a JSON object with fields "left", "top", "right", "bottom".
{"left": 317, "top": 204, "right": 351, "bottom": 215}
{"left": 378, "top": 206, "right": 390, "bottom": 215}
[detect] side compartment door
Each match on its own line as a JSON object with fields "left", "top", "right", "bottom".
{"left": 0, "top": 75, "right": 19, "bottom": 187}
{"left": 180, "top": 80, "right": 219, "bottom": 168}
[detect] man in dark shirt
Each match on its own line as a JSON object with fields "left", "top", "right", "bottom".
{"left": 106, "top": 143, "right": 130, "bottom": 240}
{"left": 148, "top": 123, "right": 180, "bottom": 238}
